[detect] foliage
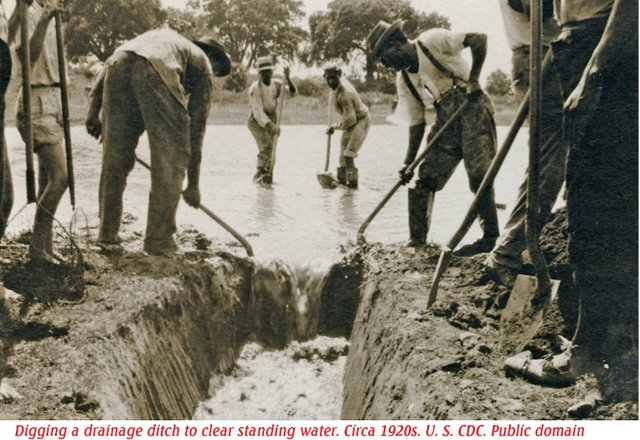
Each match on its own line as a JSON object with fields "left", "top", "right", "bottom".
{"left": 189, "top": 0, "right": 308, "bottom": 70}
{"left": 295, "top": 77, "right": 326, "bottom": 97}
{"left": 64, "top": 0, "right": 167, "bottom": 62}
{"left": 307, "top": 0, "right": 450, "bottom": 82}
{"left": 223, "top": 64, "right": 248, "bottom": 92}
{"left": 164, "top": 7, "right": 209, "bottom": 40}
{"left": 485, "top": 69, "right": 512, "bottom": 97}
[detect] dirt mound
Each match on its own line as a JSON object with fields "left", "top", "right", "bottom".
{"left": 342, "top": 215, "right": 638, "bottom": 420}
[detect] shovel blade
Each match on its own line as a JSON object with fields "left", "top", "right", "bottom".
{"left": 500, "top": 274, "right": 561, "bottom": 354}
{"left": 317, "top": 172, "right": 338, "bottom": 189}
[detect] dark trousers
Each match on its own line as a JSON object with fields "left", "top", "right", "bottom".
{"left": 554, "top": 19, "right": 638, "bottom": 356}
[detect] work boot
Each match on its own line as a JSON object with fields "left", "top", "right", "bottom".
{"left": 336, "top": 167, "right": 346, "bottom": 185}
{"left": 345, "top": 168, "right": 358, "bottom": 189}
{"left": 407, "top": 187, "right": 434, "bottom": 247}
{"left": 253, "top": 167, "right": 267, "bottom": 182}
{"left": 455, "top": 237, "right": 497, "bottom": 256}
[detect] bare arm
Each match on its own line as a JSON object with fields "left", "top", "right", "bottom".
{"left": 85, "top": 67, "right": 105, "bottom": 139}
{"left": 462, "top": 32, "right": 487, "bottom": 88}
{"left": 18, "top": 1, "right": 61, "bottom": 65}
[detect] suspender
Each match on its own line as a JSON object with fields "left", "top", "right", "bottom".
{"left": 401, "top": 70, "right": 426, "bottom": 108}
{"left": 417, "top": 41, "right": 464, "bottom": 82}
{"left": 401, "top": 41, "right": 467, "bottom": 106}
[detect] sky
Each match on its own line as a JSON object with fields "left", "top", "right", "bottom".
{"left": 156, "top": 0, "right": 513, "bottom": 79}
{"left": 2, "top": 0, "right": 513, "bottom": 79}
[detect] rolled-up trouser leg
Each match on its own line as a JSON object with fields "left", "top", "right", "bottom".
{"left": 98, "top": 53, "right": 143, "bottom": 244}
{"left": 129, "top": 57, "right": 190, "bottom": 254}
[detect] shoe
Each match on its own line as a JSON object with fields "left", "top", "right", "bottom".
{"left": 336, "top": 167, "right": 346, "bottom": 185}
{"left": 96, "top": 240, "right": 124, "bottom": 256}
{"left": 483, "top": 261, "right": 519, "bottom": 288}
{"left": 454, "top": 237, "right": 497, "bottom": 257}
{"left": 405, "top": 238, "right": 426, "bottom": 248}
{"left": 504, "top": 349, "right": 576, "bottom": 386}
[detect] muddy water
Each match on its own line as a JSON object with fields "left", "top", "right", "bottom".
{"left": 5, "top": 125, "right": 537, "bottom": 263}
{"left": 193, "top": 338, "right": 348, "bottom": 420}
{"left": 4, "top": 124, "right": 542, "bottom": 419}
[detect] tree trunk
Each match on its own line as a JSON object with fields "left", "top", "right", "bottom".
{"left": 365, "top": 55, "right": 375, "bottom": 83}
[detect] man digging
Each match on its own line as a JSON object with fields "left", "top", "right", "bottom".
{"left": 367, "top": 20, "right": 500, "bottom": 251}
{"left": 324, "top": 65, "right": 370, "bottom": 189}
{"left": 86, "top": 28, "right": 231, "bottom": 256}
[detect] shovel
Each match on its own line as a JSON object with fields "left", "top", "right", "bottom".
{"left": 427, "top": 50, "right": 553, "bottom": 308}
{"left": 501, "top": 0, "right": 560, "bottom": 354}
{"left": 19, "top": 0, "right": 36, "bottom": 203}
{"left": 317, "top": 92, "right": 338, "bottom": 189}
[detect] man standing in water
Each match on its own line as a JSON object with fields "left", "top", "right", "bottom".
{"left": 366, "top": 20, "right": 499, "bottom": 250}
{"left": 247, "top": 56, "right": 296, "bottom": 184}
{"left": 16, "top": 0, "right": 67, "bottom": 263}
{"left": 85, "top": 28, "right": 231, "bottom": 256}
{"left": 484, "top": 0, "right": 566, "bottom": 286}
{"left": 324, "top": 65, "right": 369, "bottom": 189}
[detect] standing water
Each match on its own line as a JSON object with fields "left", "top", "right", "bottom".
{"left": 4, "top": 124, "right": 538, "bottom": 418}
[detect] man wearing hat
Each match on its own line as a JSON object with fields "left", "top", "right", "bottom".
{"left": 85, "top": 28, "right": 231, "bottom": 256}
{"left": 367, "top": 20, "right": 499, "bottom": 252}
{"left": 248, "top": 55, "right": 296, "bottom": 184}
{"left": 324, "top": 65, "right": 369, "bottom": 188}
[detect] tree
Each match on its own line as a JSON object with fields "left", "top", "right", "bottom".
{"left": 64, "top": 0, "right": 167, "bottom": 62}
{"left": 190, "top": 0, "right": 308, "bottom": 70}
{"left": 485, "top": 69, "right": 512, "bottom": 96}
{"left": 164, "top": 7, "right": 209, "bottom": 40}
{"left": 307, "top": 0, "right": 450, "bottom": 82}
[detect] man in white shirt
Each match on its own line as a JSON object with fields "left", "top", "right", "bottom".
{"left": 86, "top": 29, "right": 231, "bottom": 256}
{"left": 367, "top": 20, "right": 499, "bottom": 251}
{"left": 247, "top": 56, "right": 296, "bottom": 184}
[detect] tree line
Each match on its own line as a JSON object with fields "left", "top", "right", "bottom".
{"left": 63, "top": 0, "right": 511, "bottom": 95}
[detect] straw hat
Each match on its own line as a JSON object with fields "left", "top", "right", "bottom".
{"left": 366, "top": 19, "right": 404, "bottom": 58}
{"left": 256, "top": 56, "right": 275, "bottom": 72}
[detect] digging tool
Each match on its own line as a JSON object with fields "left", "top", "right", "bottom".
{"left": 427, "top": 50, "right": 554, "bottom": 308}
{"left": 261, "top": 77, "right": 286, "bottom": 186}
{"left": 357, "top": 101, "right": 469, "bottom": 244}
{"left": 134, "top": 156, "right": 254, "bottom": 257}
{"left": 501, "top": 0, "right": 560, "bottom": 353}
{"left": 54, "top": 11, "right": 75, "bottom": 208}
{"left": 19, "top": 0, "right": 36, "bottom": 203}
{"left": 317, "top": 92, "right": 338, "bottom": 189}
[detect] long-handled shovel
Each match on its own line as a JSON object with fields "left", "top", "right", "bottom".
{"left": 357, "top": 101, "right": 469, "bottom": 243}
{"left": 317, "top": 92, "right": 338, "bottom": 189}
{"left": 262, "top": 79, "right": 286, "bottom": 185}
{"left": 501, "top": 0, "right": 560, "bottom": 353}
{"left": 134, "top": 157, "right": 254, "bottom": 257}
{"left": 427, "top": 50, "right": 554, "bottom": 308}
{"left": 54, "top": 11, "right": 75, "bottom": 208}
{"left": 19, "top": 0, "right": 36, "bottom": 204}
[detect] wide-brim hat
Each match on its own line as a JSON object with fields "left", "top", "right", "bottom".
{"left": 193, "top": 36, "right": 231, "bottom": 77}
{"left": 366, "top": 19, "right": 404, "bottom": 58}
{"left": 256, "top": 56, "right": 275, "bottom": 72}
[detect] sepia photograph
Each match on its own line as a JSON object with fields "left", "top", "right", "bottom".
{"left": 0, "top": 0, "right": 637, "bottom": 427}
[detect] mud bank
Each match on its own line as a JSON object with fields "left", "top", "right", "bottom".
{"left": 342, "top": 211, "right": 638, "bottom": 420}
{"left": 0, "top": 228, "right": 362, "bottom": 420}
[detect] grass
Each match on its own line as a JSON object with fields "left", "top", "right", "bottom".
{"left": 3, "top": 71, "right": 519, "bottom": 127}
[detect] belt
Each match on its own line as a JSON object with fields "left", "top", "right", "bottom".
{"left": 31, "top": 83, "right": 60, "bottom": 89}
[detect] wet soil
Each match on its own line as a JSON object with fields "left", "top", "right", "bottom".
{"left": 343, "top": 210, "right": 638, "bottom": 420}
